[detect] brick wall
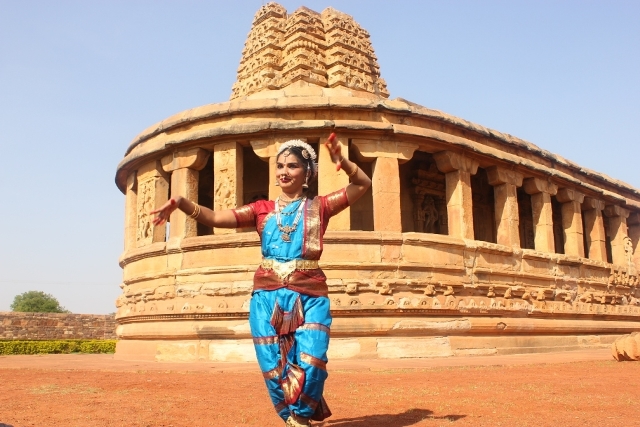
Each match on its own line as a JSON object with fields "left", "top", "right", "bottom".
{"left": 0, "top": 312, "right": 116, "bottom": 340}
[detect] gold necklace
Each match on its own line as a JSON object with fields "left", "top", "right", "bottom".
{"left": 275, "top": 197, "right": 306, "bottom": 243}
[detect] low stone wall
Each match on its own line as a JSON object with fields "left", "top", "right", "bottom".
{"left": 0, "top": 312, "right": 116, "bottom": 340}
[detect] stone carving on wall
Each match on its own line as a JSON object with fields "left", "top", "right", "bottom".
{"left": 136, "top": 179, "right": 155, "bottom": 245}
{"left": 411, "top": 161, "right": 447, "bottom": 234}
{"left": 213, "top": 148, "right": 238, "bottom": 212}
{"left": 231, "top": 3, "right": 389, "bottom": 99}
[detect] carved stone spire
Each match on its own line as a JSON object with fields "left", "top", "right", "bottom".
{"left": 231, "top": 3, "right": 389, "bottom": 100}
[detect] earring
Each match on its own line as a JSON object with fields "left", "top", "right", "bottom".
{"left": 302, "top": 177, "right": 309, "bottom": 189}
{"left": 275, "top": 180, "right": 280, "bottom": 186}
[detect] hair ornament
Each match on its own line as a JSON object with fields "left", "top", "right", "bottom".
{"left": 277, "top": 139, "right": 317, "bottom": 161}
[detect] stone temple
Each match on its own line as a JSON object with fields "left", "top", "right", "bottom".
{"left": 114, "top": 3, "right": 640, "bottom": 361}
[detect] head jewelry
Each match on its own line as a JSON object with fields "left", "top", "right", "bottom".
{"left": 277, "top": 139, "right": 318, "bottom": 178}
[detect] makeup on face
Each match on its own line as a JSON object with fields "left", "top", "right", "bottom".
{"left": 276, "top": 152, "right": 306, "bottom": 187}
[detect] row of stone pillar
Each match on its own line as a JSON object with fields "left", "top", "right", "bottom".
{"left": 122, "top": 141, "right": 639, "bottom": 269}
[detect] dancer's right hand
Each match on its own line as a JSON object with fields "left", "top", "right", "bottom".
{"left": 151, "top": 197, "right": 181, "bottom": 226}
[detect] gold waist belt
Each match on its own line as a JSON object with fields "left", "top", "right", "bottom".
{"left": 261, "top": 258, "right": 319, "bottom": 280}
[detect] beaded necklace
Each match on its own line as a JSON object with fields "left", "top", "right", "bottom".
{"left": 274, "top": 196, "right": 306, "bottom": 243}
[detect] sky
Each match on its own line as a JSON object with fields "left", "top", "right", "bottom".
{"left": 0, "top": 0, "right": 638, "bottom": 314}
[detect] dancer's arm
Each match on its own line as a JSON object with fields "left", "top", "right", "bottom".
{"left": 151, "top": 196, "right": 237, "bottom": 228}
{"left": 324, "top": 133, "right": 372, "bottom": 205}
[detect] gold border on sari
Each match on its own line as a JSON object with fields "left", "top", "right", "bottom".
{"left": 262, "top": 367, "right": 280, "bottom": 380}
{"left": 299, "top": 392, "right": 319, "bottom": 411}
{"left": 282, "top": 363, "right": 306, "bottom": 405}
{"left": 253, "top": 336, "right": 278, "bottom": 345}
{"left": 303, "top": 198, "right": 322, "bottom": 259}
{"left": 300, "top": 352, "right": 327, "bottom": 371}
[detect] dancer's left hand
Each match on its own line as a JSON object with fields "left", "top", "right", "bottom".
{"left": 324, "top": 132, "right": 342, "bottom": 170}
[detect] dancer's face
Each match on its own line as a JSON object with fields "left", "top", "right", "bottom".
{"left": 276, "top": 150, "right": 306, "bottom": 195}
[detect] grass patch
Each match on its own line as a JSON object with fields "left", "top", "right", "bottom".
{"left": 0, "top": 339, "right": 116, "bottom": 355}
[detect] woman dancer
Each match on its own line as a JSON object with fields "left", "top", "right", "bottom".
{"left": 151, "top": 135, "right": 371, "bottom": 426}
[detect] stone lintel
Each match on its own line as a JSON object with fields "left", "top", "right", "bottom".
{"left": 433, "top": 151, "right": 479, "bottom": 174}
{"left": 582, "top": 197, "right": 605, "bottom": 211}
{"left": 351, "top": 139, "right": 418, "bottom": 163}
{"left": 251, "top": 139, "right": 284, "bottom": 159}
{"left": 604, "top": 205, "right": 629, "bottom": 218}
{"left": 556, "top": 188, "right": 584, "bottom": 204}
{"left": 523, "top": 177, "right": 557, "bottom": 196}
{"left": 161, "top": 148, "right": 210, "bottom": 172}
{"left": 486, "top": 166, "right": 523, "bottom": 187}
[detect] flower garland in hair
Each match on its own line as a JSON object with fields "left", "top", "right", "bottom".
{"left": 277, "top": 139, "right": 318, "bottom": 178}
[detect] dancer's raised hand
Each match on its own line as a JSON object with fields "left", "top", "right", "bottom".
{"left": 324, "top": 132, "right": 342, "bottom": 170}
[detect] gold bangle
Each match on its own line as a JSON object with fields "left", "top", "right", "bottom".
{"left": 347, "top": 165, "right": 359, "bottom": 178}
{"left": 189, "top": 203, "right": 201, "bottom": 219}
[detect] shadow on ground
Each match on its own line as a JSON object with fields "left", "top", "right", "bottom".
{"left": 323, "top": 408, "right": 465, "bottom": 426}
{"left": 0, "top": 423, "right": 15, "bottom": 427}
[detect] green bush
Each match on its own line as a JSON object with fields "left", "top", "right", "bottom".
{"left": 0, "top": 340, "right": 116, "bottom": 355}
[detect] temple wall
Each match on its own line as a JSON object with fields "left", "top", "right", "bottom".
{"left": 0, "top": 312, "right": 116, "bottom": 340}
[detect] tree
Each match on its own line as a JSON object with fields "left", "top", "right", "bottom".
{"left": 10, "top": 291, "right": 70, "bottom": 313}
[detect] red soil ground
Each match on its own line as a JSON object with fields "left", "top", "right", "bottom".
{"left": 0, "top": 349, "right": 638, "bottom": 427}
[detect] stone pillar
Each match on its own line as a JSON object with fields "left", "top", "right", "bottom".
{"left": 251, "top": 139, "right": 283, "bottom": 201}
{"left": 371, "top": 157, "right": 401, "bottom": 231}
{"left": 523, "top": 177, "right": 558, "bottom": 253}
{"left": 135, "top": 160, "right": 170, "bottom": 247}
{"left": 213, "top": 143, "right": 244, "bottom": 234}
{"left": 161, "top": 148, "right": 210, "bottom": 239}
{"left": 487, "top": 167, "right": 523, "bottom": 248}
{"left": 433, "top": 151, "right": 479, "bottom": 239}
{"left": 604, "top": 205, "right": 630, "bottom": 266}
{"left": 124, "top": 171, "right": 137, "bottom": 252}
{"left": 582, "top": 197, "right": 607, "bottom": 262}
{"left": 628, "top": 212, "right": 640, "bottom": 271}
{"left": 556, "top": 188, "right": 585, "bottom": 257}
{"left": 318, "top": 135, "right": 350, "bottom": 230}
{"left": 351, "top": 139, "right": 418, "bottom": 232}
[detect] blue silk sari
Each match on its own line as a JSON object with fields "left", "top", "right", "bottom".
{"left": 250, "top": 199, "right": 332, "bottom": 421}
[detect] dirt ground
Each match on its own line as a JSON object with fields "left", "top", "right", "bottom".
{"left": 1, "top": 350, "right": 638, "bottom": 427}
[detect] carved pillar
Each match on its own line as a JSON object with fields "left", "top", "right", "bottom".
{"left": 556, "top": 188, "right": 585, "bottom": 257}
{"left": 628, "top": 212, "right": 640, "bottom": 271}
{"left": 604, "top": 205, "right": 630, "bottom": 266}
{"left": 213, "top": 143, "right": 244, "bottom": 234}
{"left": 124, "top": 171, "right": 137, "bottom": 252}
{"left": 351, "top": 139, "right": 418, "bottom": 232}
{"left": 523, "top": 178, "right": 558, "bottom": 253}
{"left": 487, "top": 167, "right": 523, "bottom": 248}
{"left": 433, "top": 151, "right": 479, "bottom": 239}
{"left": 135, "top": 160, "right": 170, "bottom": 247}
{"left": 318, "top": 135, "right": 350, "bottom": 230}
{"left": 582, "top": 197, "right": 607, "bottom": 262}
{"left": 161, "top": 148, "right": 210, "bottom": 239}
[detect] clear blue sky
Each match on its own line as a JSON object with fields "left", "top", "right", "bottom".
{"left": 1, "top": 1, "right": 638, "bottom": 314}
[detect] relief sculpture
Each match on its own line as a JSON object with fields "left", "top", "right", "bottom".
{"left": 136, "top": 179, "right": 154, "bottom": 244}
